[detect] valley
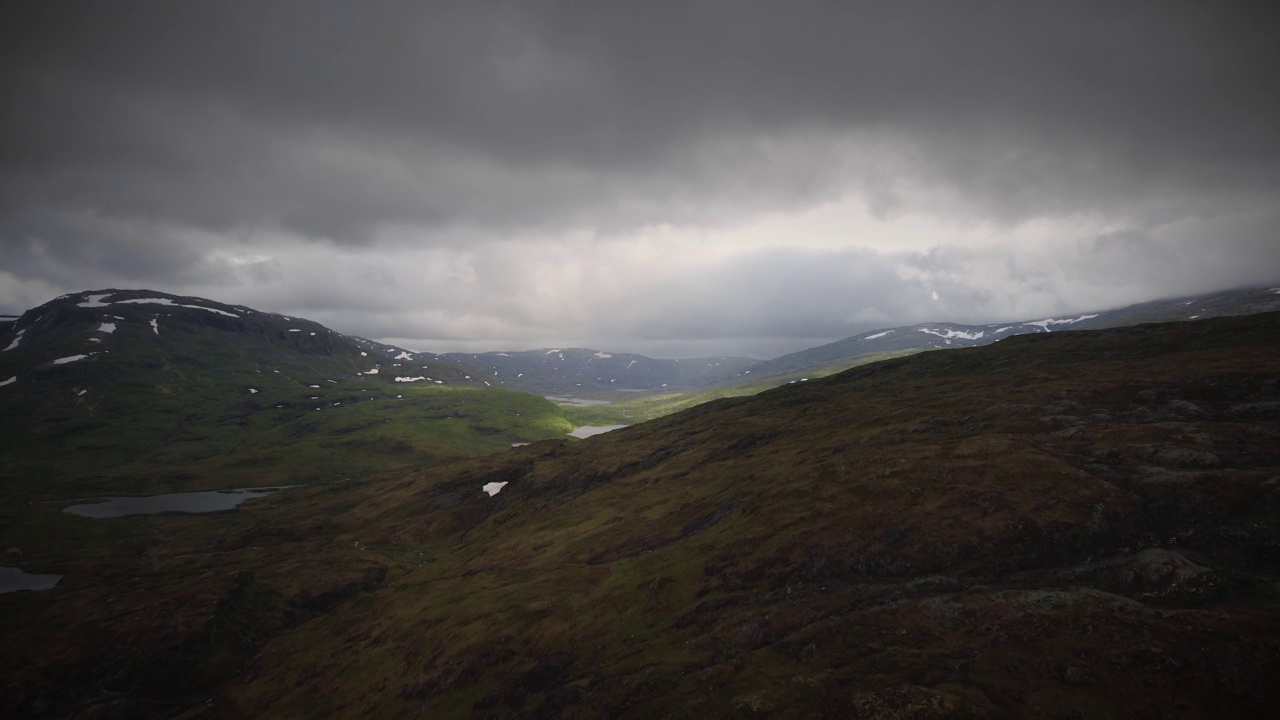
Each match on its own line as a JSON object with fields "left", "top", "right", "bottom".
{"left": 2, "top": 296, "right": 1278, "bottom": 717}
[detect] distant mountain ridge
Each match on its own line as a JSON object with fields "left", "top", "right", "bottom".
{"left": 425, "top": 284, "right": 1280, "bottom": 395}
{"left": 731, "top": 284, "right": 1280, "bottom": 381}
{"left": 433, "top": 347, "right": 756, "bottom": 395}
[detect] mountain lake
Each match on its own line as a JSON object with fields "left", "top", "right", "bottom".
{"left": 0, "top": 567, "right": 63, "bottom": 594}
{"left": 63, "top": 487, "right": 292, "bottom": 519}
{"left": 545, "top": 396, "right": 613, "bottom": 407}
{"left": 568, "top": 425, "right": 629, "bottom": 439}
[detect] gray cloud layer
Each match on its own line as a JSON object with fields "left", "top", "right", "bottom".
{"left": 2, "top": 1, "right": 1278, "bottom": 356}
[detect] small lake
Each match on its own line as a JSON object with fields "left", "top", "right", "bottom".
{"left": 0, "top": 567, "right": 62, "bottom": 594}
{"left": 63, "top": 487, "right": 290, "bottom": 519}
{"left": 568, "top": 425, "right": 629, "bottom": 439}
{"left": 546, "top": 396, "right": 612, "bottom": 407}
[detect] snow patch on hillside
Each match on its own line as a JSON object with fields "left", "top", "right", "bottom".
{"left": 97, "top": 322, "right": 116, "bottom": 334}
{"left": 594, "top": 352, "right": 612, "bottom": 358}
{"left": 0, "top": 376, "right": 15, "bottom": 387}
{"left": 394, "top": 351, "right": 413, "bottom": 360}
{"left": 4, "top": 329, "right": 25, "bottom": 351}
{"left": 865, "top": 329, "right": 894, "bottom": 340}
{"left": 150, "top": 318, "right": 159, "bottom": 335}
{"left": 111, "top": 297, "right": 239, "bottom": 317}
{"left": 78, "top": 293, "right": 112, "bottom": 307}
{"left": 1026, "top": 314, "right": 1099, "bottom": 331}
{"left": 395, "top": 376, "right": 427, "bottom": 383}
{"left": 482, "top": 481, "right": 508, "bottom": 497}
{"left": 53, "top": 354, "right": 91, "bottom": 364}
{"left": 918, "top": 327, "right": 984, "bottom": 340}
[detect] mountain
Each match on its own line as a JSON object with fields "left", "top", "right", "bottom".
{"left": 735, "top": 284, "right": 1280, "bottom": 380}
{"left": 0, "top": 289, "right": 573, "bottom": 498}
{"left": 4, "top": 310, "right": 1278, "bottom": 717}
{"left": 434, "top": 347, "right": 757, "bottom": 395}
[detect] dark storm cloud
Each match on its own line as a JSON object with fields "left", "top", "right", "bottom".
{"left": 5, "top": 1, "right": 1278, "bottom": 243}
{"left": 2, "top": 1, "right": 1278, "bottom": 352}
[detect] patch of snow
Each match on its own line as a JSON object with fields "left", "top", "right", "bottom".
{"left": 1025, "top": 314, "right": 1100, "bottom": 331}
{"left": 594, "top": 351, "right": 612, "bottom": 358}
{"left": 288, "top": 329, "right": 301, "bottom": 332}
{"left": 249, "top": 388, "right": 258, "bottom": 394}
{"left": 0, "top": 376, "right": 15, "bottom": 387}
{"left": 360, "top": 351, "right": 367, "bottom": 357}
{"left": 627, "top": 360, "right": 637, "bottom": 370}
{"left": 918, "top": 327, "right": 985, "bottom": 341}
{"left": 77, "top": 293, "right": 113, "bottom": 307}
{"left": 495, "top": 352, "right": 510, "bottom": 356}
{"left": 4, "top": 329, "right": 25, "bottom": 352}
{"left": 149, "top": 318, "right": 159, "bottom": 335}
{"left": 326, "top": 379, "right": 337, "bottom": 383}
{"left": 394, "top": 351, "right": 413, "bottom": 360}
{"left": 363, "top": 368, "right": 379, "bottom": 375}
{"left": 309, "top": 384, "right": 320, "bottom": 388}
{"left": 53, "top": 354, "right": 90, "bottom": 364}
{"left": 482, "top": 481, "right": 509, "bottom": 497}
{"left": 994, "top": 326, "right": 1014, "bottom": 333}
{"left": 112, "top": 298, "right": 239, "bottom": 317}
{"left": 545, "top": 348, "right": 562, "bottom": 354}
{"left": 865, "top": 329, "right": 894, "bottom": 340}
{"left": 1189, "top": 315, "right": 1200, "bottom": 319}
{"left": 97, "top": 322, "right": 116, "bottom": 334}
{"left": 394, "top": 376, "right": 427, "bottom": 383}
{"left": 310, "top": 332, "right": 316, "bottom": 336}
{"left": 77, "top": 389, "right": 87, "bottom": 396}
{"left": 434, "top": 380, "right": 444, "bottom": 384}
{"left": 1270, "top": 288, "right": 1280, "bottom": 295}
{"left": 88, "top": 337, "right": 102, "bottom": 343}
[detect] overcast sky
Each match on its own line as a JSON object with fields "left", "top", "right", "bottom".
{"left": 3, "top": 1, "right": 1278, "bottom": 358}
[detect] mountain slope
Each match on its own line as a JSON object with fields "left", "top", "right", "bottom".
{"left": 5, "top": 310, "right": 1278, "bottom": 718}
{"left": 0, "top": 289, "right": 572, "bottom": 498}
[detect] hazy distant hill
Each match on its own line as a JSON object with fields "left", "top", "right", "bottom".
{"left": 0, "top": 289, "right": 572, "bottom": 497}
{"left": 434, "top": 347, "right": 757, "bottom": 394}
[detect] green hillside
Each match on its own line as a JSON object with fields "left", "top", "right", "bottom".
{"left": 0, "top": 290, "right": 573, "bottom": 500}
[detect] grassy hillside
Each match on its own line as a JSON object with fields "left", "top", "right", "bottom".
{"left": 4, "top": 311, "right": 1278, "bottom": 718}
{"left": 0, "top": 290, "right": 572, "bottom": 501}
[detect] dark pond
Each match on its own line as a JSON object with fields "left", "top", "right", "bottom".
{"left": 63, "top": 487, "right": 289, "bottom": 519}
{"left": 0, "top": 567, "right": 62, "bottom": 593}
